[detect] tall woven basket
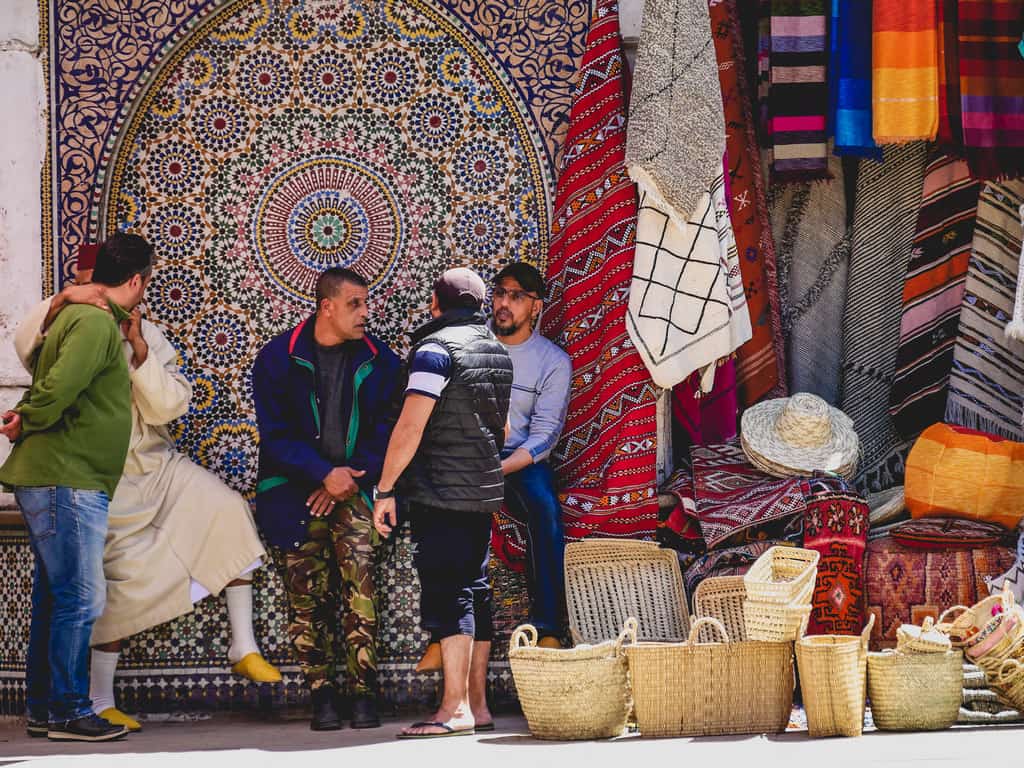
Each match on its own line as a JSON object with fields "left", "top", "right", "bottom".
{"left": 867, "top": 650, "right": 964, "bottom": 731}
{"left": 509, "top": 623, "right": 632, "bottom": 740}
{"left": 626, "top": 617, "right": 794, "bottom": 738}
{"left": 796, "top": 615, "right": 874, "bottom": 738}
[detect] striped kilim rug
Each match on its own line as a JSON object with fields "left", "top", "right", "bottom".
{"left": 841, "top": 143, "right": 928, "bottom": 491}
{"left": 889, "top": 154, "right": 981, "bottom": 439}
{"left": 945, "top": 181, "right": 1024, "bottom": 440}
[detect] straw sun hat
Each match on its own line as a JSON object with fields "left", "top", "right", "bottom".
{"left": 740, "top": 393, "right": 859, "bottom": 479}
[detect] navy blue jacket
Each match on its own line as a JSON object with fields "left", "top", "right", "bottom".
{"left": 251, "top": 316, "right": 402, "bottom": 549}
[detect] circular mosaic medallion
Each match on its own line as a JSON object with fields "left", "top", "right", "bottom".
{"left": 100, "top": 0, "right": 550, "bottom": 483}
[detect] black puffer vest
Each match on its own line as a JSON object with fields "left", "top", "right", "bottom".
{"left": 399, "top": 309, "right": 513, "bottom": 514}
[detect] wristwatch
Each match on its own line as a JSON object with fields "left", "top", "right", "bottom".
{"left": 372, "top": 485, "right": 395, "bottom": 502}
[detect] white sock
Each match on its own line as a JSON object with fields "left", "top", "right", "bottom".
{"left": 89, "top": 649, "right": 119, "bottom": 715}
{"left": 226, "top": 582, "right": 260, "bottom": 663}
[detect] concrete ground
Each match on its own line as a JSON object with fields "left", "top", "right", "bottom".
{"left": 1, "top": 713, "right": 1021, "bottom": 768}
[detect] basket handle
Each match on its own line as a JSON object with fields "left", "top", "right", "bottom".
{"left": 1000, "top": 581, "right": 1016, "bottom": 612}
{"left": 617, "top": 617, "right": 639, "bottom": 651}
{"left": 937, "top": 605, "right": 971, "bottom": 626}
{"left": 510, "top": 624, "right": 538, "bottom": 652}
{"left": 860, "top": 613, "right": 876, "bottom": 652}
{"left": 687, "top": 616, "right": 730, "bottom": 644}
{"left": 996, "top": 658, "right": 1024, "bottom": 686}
{"left": 920, "top": 616, "right": 936, "bottom": 633}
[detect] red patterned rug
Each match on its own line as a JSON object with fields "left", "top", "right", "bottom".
{"left": 801, "top": 477, "right": 869, "bottom": 635}
{"left": 534, "top": 0, "right": 659, "bottom": 545}
{"left": 690, "top": 442, "right": 805, "bottom": 550}
{"left": 865, "top": 536, "right": 1015, "bottom": 650}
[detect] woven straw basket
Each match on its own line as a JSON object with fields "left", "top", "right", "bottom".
{"left": 626, "top": 617, "right": 794, "bottom": 738}
{"left": 744, "top": 546, "right": 820, "bottom": 604}
{"left": 867, "top": 649, "right": 963, "bottom": 731}
{"left": 509, "top": 623, "right": 632, "bottom": 740}
{"left": 796, "top": 615, "right": 874, "bottom": 738}
{"left": 896, "top": 616, "right": 952, "bottom": 654}
{"left": 564, "top": 540, "right": 690, "bottom": 645}
{"left": 693, "top": 575, "right": 747, "bottom": 642}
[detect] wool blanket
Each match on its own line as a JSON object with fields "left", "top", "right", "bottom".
{"left": 540, "top": 0, "right": 659, "bottom": 544}
{"left": 770, "top": 153, "right": 849, "bottom": 404}
{"left": 625, "top": 0, "right": 724, "bottom": 227}
{"left": 872, "top": 1, "right": 939, "bottom": 143}
{"left": 889, "top": 154, "right": 981, "bottom": 439}
{"left": 841, "top": 143, "right": 928, "bottom": 492}
{"left": 937, "top": 0, "right": 964, "bottom": 150}
{"left": 766, "top": 0, "right": 830, "bottom": 183}
{"left": 865, "top": 536, "right": 1015, "bottom": 650}
{"left": 801, "top": 476, "right": 869, "bottom": 636}
{"left": 683, "top": 539, "right": 799, "bottom": 598}
{"left": 690, "top": 441, "right": 805, "bottom": 551}
{"left": 628, "top": 175, "right": 752, "bottom": 391}
{"left": 957, "top": 0, "right": 1024, "bottom": 180}
{"left": 946, "top": 181, "right": 1024, "bottom": 441}
{"left": 829, "top": 0, "right": 881, "bottom": 158}
{"left": 712, "top": 0, "right": 786, "bottom": 406}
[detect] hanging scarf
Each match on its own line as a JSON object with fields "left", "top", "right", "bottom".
{"left": 767, "top": 0, "right": 830, "bottom": 183}
{"left": 957, "top": 0, "right": 1024, "bottom": 180}
{"left": 712, "top": 0, "right": 787, "bottom": 406}
{"left": 937, "top": 0, "right": 964, "bottom": 150}
{"left": 829, "top": 0, "right": 881, "bottom": 158}
{"left": 889, "top": 154, "right": 981, "bottom": 439}
{"left": 540, "top": 0, "right": 659, "bottom": 543}
{"left": 672, "top": 360, "right": 739, "bottom": 449}
{"left": 872, "top": 1, "right": 939, "bottom": 143}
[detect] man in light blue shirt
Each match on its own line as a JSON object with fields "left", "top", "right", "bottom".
{"left": 491, "top": 263, "right": 571, "bottom": 645}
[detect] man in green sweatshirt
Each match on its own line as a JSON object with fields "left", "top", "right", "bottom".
{"left": 0, "top": 232, "right": 153, "bottom": 742}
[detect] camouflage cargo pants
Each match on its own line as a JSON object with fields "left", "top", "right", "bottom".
{"left": 278, "top": 494, "right": 377, "bottom": 695}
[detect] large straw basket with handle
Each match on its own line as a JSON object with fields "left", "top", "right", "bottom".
{"left": 625, "top": 617, "right": 794, "bottom": 738}
{"left": 508, "top": 623, "right": 632, "bottom": 740}
{"left": 796, "top": 614, "right": 874, "bottom": 738}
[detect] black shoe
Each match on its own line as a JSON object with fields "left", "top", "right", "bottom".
{"left": 350, "top": 694, "right": 381, "bottom": 729}
{"left": 26, "top": 718, "right": 48, "bottom": 738}
{"left": 310, "top": 686, "right": 342, "bottom": 731}
{"left": 47, "top": 714, "right": 128, "bottom": 742}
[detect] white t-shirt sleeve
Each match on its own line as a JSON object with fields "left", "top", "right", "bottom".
{"left": 405, "top": 343, "right": 451, "bottom": 400}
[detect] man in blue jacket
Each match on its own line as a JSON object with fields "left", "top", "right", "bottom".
{"left": 252, "top": 267, "right": 401, "bottom": 731}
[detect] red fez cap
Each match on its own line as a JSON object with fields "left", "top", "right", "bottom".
{"left": 77, "top": 243, "right": 99, "bottom": 272}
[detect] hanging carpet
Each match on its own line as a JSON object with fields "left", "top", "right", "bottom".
{"left": 540, "top": 0, "right": 660, "bottom": 544}
{"left": 841, "top": 143, "right": 929, "bottom": 492}
{"left": 889, "top": 154, "right": 982, "bottom": 439}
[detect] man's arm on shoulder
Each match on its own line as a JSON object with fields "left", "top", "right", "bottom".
{"left": 130, "top": 321, "right": 193, "bottom": 426}
{"left": 16, "top": 310, "right": 118, "bottom": 435}
{"left": 252, "top": 346, "right": 333, "bottom": 487}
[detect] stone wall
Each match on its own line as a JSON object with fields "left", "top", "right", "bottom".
{"left": 0, "top": 0, "right": 45, "bottom": 510}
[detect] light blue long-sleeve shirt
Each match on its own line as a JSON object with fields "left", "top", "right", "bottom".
{"left": 495, "top": 326, "right": 572, "bottom": 463}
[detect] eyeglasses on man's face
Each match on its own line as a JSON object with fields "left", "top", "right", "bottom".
{"left": 492, "top": 286, "right": 539, "bottom": 303}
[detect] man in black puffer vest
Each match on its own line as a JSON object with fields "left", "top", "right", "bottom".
{"left": 373, "top": 267, "right": 513, "bottom": 739}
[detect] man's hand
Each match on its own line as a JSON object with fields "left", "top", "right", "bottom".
{"left": 306, "top": 487, "right": 337, "bottom": 518}
{"left": 0, "top": 411, "right": 21, "bottom": 443}
{"left": 120, "top": 308, "right": 148, "bottom": 368}
{"left": 373, "top": 497, "right": 397, "bottom": 537}
{"left": 323, "top": 466, "right": 365, "bottom": 500}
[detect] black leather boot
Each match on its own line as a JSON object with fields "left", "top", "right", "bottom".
{"left": 310, "top": 686, "right": 342, "bottom": 731}
{"left": 350, "top": 694, "right": 381, "bottom": 729}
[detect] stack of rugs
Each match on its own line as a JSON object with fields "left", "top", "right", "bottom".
{"left": 659, "top": 392, "right": 870, "bottom": 635}
{"left": 861, "top": 421, "right": 1024, "bottom": 723}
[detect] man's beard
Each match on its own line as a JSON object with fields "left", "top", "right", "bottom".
{"left": 493, "top": 317, "right": 523, "bottom": 337}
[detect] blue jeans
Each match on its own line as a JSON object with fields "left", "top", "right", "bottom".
{"left": 503, "top": 462, "right": 565, "bottom": 636}
{"left": 17, "top": 487, "right": 108, "bottom": 723}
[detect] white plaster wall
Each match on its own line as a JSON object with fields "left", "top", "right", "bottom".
{"left": 0, "top": 0, "right": 44, "bottom": 508}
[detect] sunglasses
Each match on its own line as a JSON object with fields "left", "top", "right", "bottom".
{"left": 492, "top": 286, "right": 539, "bottom": 302}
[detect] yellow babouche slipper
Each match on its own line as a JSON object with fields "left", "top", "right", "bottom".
{"left": 231, "top": 652, "right": 283, "bottom": 683}
{"left": 98, "top": 707, "right": 142, "bottom": 732}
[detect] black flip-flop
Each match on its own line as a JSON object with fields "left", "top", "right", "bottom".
{"left": 475, "top": 722, "right": 495, "bottom": 732}
{"left": 396, "top": 721, "right": 476, "bottom": 739}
